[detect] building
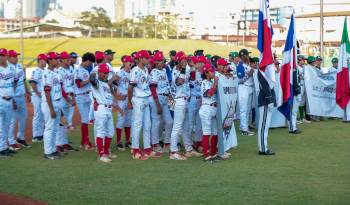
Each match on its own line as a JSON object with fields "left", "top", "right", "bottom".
{"left": 0, "top": 17, "right": 39, "bottom": 32}
{"left": 2, "top": 0, "right": 59, "bottom": 18}
{"left": 114, "top": 0, "right": 125, "bottom": 22}
{"left": 124, "top": 0, "right": 176, "bottom": 19}
{"left": 42, "top": 9, "right": 81, "bottom": 27}
{"left": 241, "top": 6, "right": 294, "bottom": 25}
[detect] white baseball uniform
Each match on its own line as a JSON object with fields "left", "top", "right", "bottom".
{"left": 188, "top": 70, "right": 202, "bottom": 143}
{"left": 57, "top": 66, "right": 75, "bottom": 127}
{"left": 130, "top": 66, "right": 152, "bottom": 151}
{"left": 74, "top": 65, "right": 92, "bottom": 124}
{"left": 8, "top": 63, "right": 27, "bottom": 144}
{"left": 41, "top": 68, "right": 63, "bottom": 155}
{"left": 29, "top": 67, "right": 45, "bottom": 138}
{"left": 115, "top": 69, "right": 132, "bottom": 130}
{"left": 199, "top": 79, "right": 218, "bottom": 135}
{"left": 149, "top": 67, "right": 173, "bottom": 146}
{"left": 0, "top": 65, "right": 15, "bottom": 152}
{"left": 238, "top": 63, "right": 255, "bottom": 132}
{"left": 170, "top": 67, "right": 193, "bottom": 153}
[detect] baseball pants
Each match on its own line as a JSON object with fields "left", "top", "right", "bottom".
{"left": 131, "top": 97, "right": 151, "bottom": 150}
{"left": 188, "top": 96, "right": 202, "bottom": 142}
{"left": 257, "top": 103, "right": 274, "bottom": 152}
{"left": 238, "top": 85, "right": 254, "bottom": 132}
{"left": 42, "top": 99, "right": 62, "bottom": 155}
{"left": 76, "top": 94, "right": 92, "bottom": 124}
{"left": 31, "top": 94, "right": 44, "bottom": 138}
{"left": 289, "top": 95, "right": 300, "bottom": 132}
{"left": 116, "top": 99, "right": 131, "bottom": 129}
{"left": 94, "top": 105, "right": 114, "bottom": 138}
{"left": 170, "top": 98, "right": 193, "bottom": 153}
{"left": 199, "top": 105, "right": 218, "bottom": 135}
{"left": 150, "top": 96, "right": 173, "bottom": 145}
{"left": 0, "top": 99, "right": 13, "bottom": 152}
{"left": 8, "top": 95, "right": 27, "bottom": 144}
{"left": 344, "top": 102, "right": 350, "bottom": 122}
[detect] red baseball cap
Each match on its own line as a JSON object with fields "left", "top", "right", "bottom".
{"left": 37, "top": 53, "right": 48, "bottom": 61}
{"left": 95, "top": 51, "right": 105, "bottom": 61}
{"left": 153, "top": 51, "right": 164, "bottom": 62}
{"left": 0, "top": 48, "right": 7, "bottom": 56}
{"left": 188, "top": 56, "right": 198, "bottom": 64}
{"left": 175, "top": 51, "right": 187, "bottom": 62}
{"left": 202, "top": 63, "right": 215, "bottom": 73}
{"left": 47, "top": 52, "right": 59, "bottom": 60}
{"left": 197, "top": 56, "right": 207, "bottom": 64}
{"left": 122, "top": 55, "right": 134, "bottom": 63}
{"left": 60, "top": 51, "right": 71, "bottom": 59}
{"left": 98, "top": 63, "right": 110, "bottom": 73}
{"left": 135, "top": 50, "right": 151, "bottom": 59}
{"left": 217, "top": 58, "right": 229, "bottom": 66}
{"left": 8, "top": 50, "right": 19, "bottom": 58}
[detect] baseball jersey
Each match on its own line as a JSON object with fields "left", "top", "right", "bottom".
{"left": 149, "top": 68, "right": 171, "bottom": 95}
{"left": 172, "top": 68, "right": 191, "bottom": 98}
{"left": 0, "top": 65, "right": 15, "bottom": 97}
{"left": 91, "top": 79, "right": 113, "bottom": 106}
{"left": 239, "top": 63, "right": 254, "bottom": 87}
{"left": 9, "top": 63, "right": 26, "bottom": 96}
{"left": 189, "top": 70, "right": 202, "bottom": 97}
{"left": 229, "top": 63, "right": 237, "bottom": 77}
{"left": 93, "top": 64, "right": 115, "bottom": 80}
{"left": 29, "top": 67, "right": 44, "bottom": 94}
{"left": 74, "top": 65, "right": 91, "bottom": 95}
{"left": 116, "top": 69, "right": 130, "bottom": 96}
{"left": 42, "top": 68, "right": 62, "bottom": 102}
{"left": 201, "top": 79, "right": 216, "bottom": 105}
{"left": 57, "top": 66, "right": 75, "bottom": 93}
{"left": 130, "top": 66, "right": 151, "bottom": 97}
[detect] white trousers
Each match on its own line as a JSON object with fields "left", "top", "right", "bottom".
{"left": 289, "top": 95, "right": 301, "bottom": 132}
{"left": 76, "top": 94, "right": 92, "bottom": 124}
{"left": 199, "top": 104, "right": 217, "bottom": 135}
{"left": 131, "top": 97, "right": 151, "bottom": 149}
{"left": 188, "top": 96, "right": 202, "bottom": 142}
{"left": 116, "top": 99, "right": 132, "bottom": 129}
{"left": 257, "top": 104, "right": 274, "bottom": 152}
{"left": 31, "top": 94, "right": 44, "bottom": 137}
{"left": 0, "top": 99, "right": 13, "bottom": 151}
{"left": 238, "top": 85, "right": 254, "bottom": 131}
{"left": 8, "top": 95, "right": 27, "bottom": 143}
{"left": 344, "top": 102, "right": 350, "bottom": 122}
{"left": 42, "top": 99, "right": 62, "bottom": 155}
{"left": 94, "top": 105, "right": 114, "bottom": 138}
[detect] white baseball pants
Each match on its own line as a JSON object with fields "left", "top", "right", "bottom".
{"left": 131, "top": 97, "right": 151, "bottom": 150}
{"left": 0, "top": 99, "right": 13, "bottom": 152}
{"left": 31, "top": 94, "right": 44, "bottom": 137}
{"left": 238, "top": 85, "right": 254, "bottom": 132}
{"left": 42, "top": 99, "right": 62, "bottom": 155}
{"left": 8, "top": 95, "right": 27, "bottom": 143}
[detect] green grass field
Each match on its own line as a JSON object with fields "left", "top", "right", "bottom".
{"left": 0, "top": 120, "right": 349, "bottom": 205}
{"left": 0, "top": 38, "right": 258, "bottom": 67}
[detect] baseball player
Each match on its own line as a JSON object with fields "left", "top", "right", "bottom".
{"left": 104, "top": 49, "right": 115, "bottom": 71}
{"left": 199, "top": 63, "right": 219, "bottom": 162}
{"left": 288, "top": 56, "right": 302, "bottom": 134}
{"left": 29, "top": 54, "right": 47, "bottom": 143}
{"left": 169, "top": 51, "right": 202, "bottom": 160}
{"left": 0, "top": 48, "right": 17, "bottom": 157}
{"left": 128, "top": 50, "right": 156, "bottom": 160}
{"left": 237, "top": 49, "right": 255, "bottom": 136}
{"left": 114, "top": 56, "right": 133, "bottom": 150}
{"left": 149, "top": 51, "right": 173, "bottom": 155}
{"left": 8, "top": 50, "right": 31, "bottom": 149}
{"left": 74, "top": 52, "right": 96, "bottom": 150}
{"left": 329, "top": 57, "right": 338, "bottom": 73}
{"left": 298, "top": 56, "right": 311, "bottom": 123}
{"left": 188, "top": 56, "right": 205, "bottom": 151}
{"left": 90, "top": 63, "right": 117, "bottom": 163}
{"left": 41, "top": 52, "right": 67, "bottom": 160}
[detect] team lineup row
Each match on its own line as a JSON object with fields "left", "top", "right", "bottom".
{"left": 0, "top": 48, "right": 326, "bottom": 162}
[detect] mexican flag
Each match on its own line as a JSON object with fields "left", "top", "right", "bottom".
{"left": 336, "top": 18, "right": 350, "bottom": 109}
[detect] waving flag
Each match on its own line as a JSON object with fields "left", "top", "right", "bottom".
{"left": 257, "top": 0, "right": 276, "bottom": 88}
{"left": 336, "top": 17, "right": 350, "bottom": 109}
{"left": 277, "top": 13, "right": 297, "bottom": 120}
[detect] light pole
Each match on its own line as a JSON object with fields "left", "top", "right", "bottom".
{"left": 320, "top": 0, "right": 324, "bottom": 66}
{"left": 19, "top": 0, "right": 24, "bottom": 65}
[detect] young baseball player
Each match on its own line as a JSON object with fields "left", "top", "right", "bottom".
{"left": 115, "top": 56, "right": 133, "bottom": 150}
{"left": 8, "top": 50, "right": 31, "bottom": 149}
{"left": 188, "top": 56, "right": 204, "bottom": 151}
{"left": 90, "top": 63, "right": 117, "bottom": 163}
{"left": 169, "top": 51, "right": 202, "bottom": 160}
{"left": 29, "top": 54, "right": 47, "bottom": 143}
{"left": 149, "top": 51, "right": 173, "bottom": 155}
{"left": 42, "top": 52, "right": 68, "bottom": 160}
{"left": 0, "top": 48, "right": 17, "bottom": 157}
{"left": 199, "top": 63, "right": 219, "bottom": 161}
{"left": 128, "top": 50, "right": 156, "bottom": 160}
{"left": 297, "top": 55, "right": 311, "bottom": 124}
{"left": 74, "top": 52, "right": 95, "bottom": 151}
{"left": 237, "top": 49, "right": 255, "bottom": 136}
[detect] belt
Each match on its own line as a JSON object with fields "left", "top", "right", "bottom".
{"left": 159, "top": 93, "right": 169, "bottom": 96}
{"left": 75, "top": 91, "right": 90, "bottom": 96}
{"left": 54, "top": 98, "right": 62, "bottom": 101}
{"left": 1, "top": 96, "right": 12, "bottom": 101}
{"left": 204, "top": 102, "right": 217, "bottom": 107}
{"left": 100, "top": 104, "right": 112, "bottom": 108}
{"left": 135, "top": 95, "right": 151, "bottom": 98}
{"left": 175, "top": 96, "right": 190, "bottom": 101}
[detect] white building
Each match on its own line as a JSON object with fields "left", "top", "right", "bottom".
{"left": 42, "top": 9, "right": 81, "bottom": 27}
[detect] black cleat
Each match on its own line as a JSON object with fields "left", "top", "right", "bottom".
{"left": 259, "top": 149, "right": 275, "bottom": 156}
{"left": 17, "top": 139, "right": 31, "bottom": 147}
{"left": 289, "top": 129, "right": 302, "bottom": 134}
{"left": 116, "top": 143, "right": 125, "bottom": 151}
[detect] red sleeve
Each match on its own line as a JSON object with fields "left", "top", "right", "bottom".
{"left": 150, "top": 85, "right": 158, "bottom": 100}
{"left": 75, "top": 79, "right": 82, "bottom": 88}
{"left": 190, "top": 71, "right": 196, "bottom": 81}
{"left": 207, "top": 87, "right": 217, "bottom": 97}
{"left": 61, "top": 85, "right": 68, "bottom": 100}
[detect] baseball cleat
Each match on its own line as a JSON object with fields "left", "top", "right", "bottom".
{"left": 203, "top": 156, "right": 213, "bottom": 163}
{"left": 32, "top": 136, "right": 43, "bottom": 143}
{"left": 146, "top": 151, "right": 162, "bottom": 158}
{"left": 132, "top": 153, "right": 148, "bottom": 160}
{"left": 185, "top": 150, "right": 203, "bottom": 158}
{"left": 80, "top": 144, "right": 95, "bottom": 151}
{"left": 302, "top": 119, "right": 311, "bottom": 123}
{"left": 17, "top": 139, "right": 31, "bottom": 148}
{"left": 124, "top": 142, "right": 132, "bottom": 149}
{"left": 258, "top": 149, "right": 276, "bottom": 156}
{"left": 63, "top": 144, "right": 77, "bottom": 152}
{"left": 241, "top": 131, "right": 254, "bottom": 136}
{"left": 289, "top": 129, "right": 302, "bottom": 134}
{"left": 44, "top": 153, "right": 59, "bottom": 160}
{"left": 116, "top": 143, "right": 125, "bottom": 151}
{"left": 169, "top": 152, "right": 187, "bottom": 160}
{"left": 9, "top": 144, "right": 21, "bottom": 151}
{"left": 219, "top": 152, "right": 231, "bottom": 159}
{"left": 109, "top": 153, "right": 117, "bottom": 159}
{"left": 99, "top": 155, "right": 112, "bottom": 163}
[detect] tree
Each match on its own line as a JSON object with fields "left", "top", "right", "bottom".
{"left": 80, "top": 7, "right": 112, "bottom": 36}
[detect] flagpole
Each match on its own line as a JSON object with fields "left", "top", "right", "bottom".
{"left": 320, "top": 0, "right": 324, "bottom": 66}
{"left": 19, "top": 0, "right": 24, "bottom": 65}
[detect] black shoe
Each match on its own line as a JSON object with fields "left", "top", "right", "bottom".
{"left": 159, "top": 140, "right": 164, "bottom": 148}
{"left": 116, "top": 143, "right": 125, "bottom": 151}
{"left": 259, "top": 149, "right": 275, "bottom": 155}
{"left": 63, "top": 144, "right": 77, "bottom": 152}
{"left": 241, "top": 131, "right": 254, "bottom": 136}
{"left": 52, "top": 151, "right": 63, "bottom": 158}
{"left": 210, "top": 155, "right": 221, "bottom": 162}
{"left": 0, "top": 150, "right": 13, "bottom": 158}
{"left": 32, "top": 136, "right": 43, "bottom": 143}
{"left": 5, "top": 149, "right": 17, "bottom": 154}
{"left": 124, "top": 142, "right": 131, "bottom": 149}
{"left": 289, "top": 129, "right": 302, "bottom": 134}
{"left": 44, "top": 153, "right": 59, "bottom": 160}
{"left": 17, "top": 139, "right": 30, "bottom": 147}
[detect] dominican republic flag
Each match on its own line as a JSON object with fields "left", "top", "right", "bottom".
{"left": 257, "top": 0, "right": 276, "bottom": 88}
{"left": 336, "top": 17, "right": 350, "bottom": 109}
{"left": 277, "top": 13, "right": 297, "bottom": 120}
